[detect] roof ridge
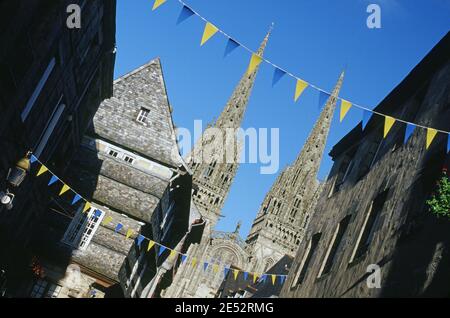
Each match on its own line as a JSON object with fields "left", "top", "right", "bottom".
{"left": 113, "top": 57, "right": 161, "bottom": 84}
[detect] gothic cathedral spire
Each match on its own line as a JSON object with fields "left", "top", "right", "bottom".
{"left": 188, "top": 27, "right": 272, "bottom": 227}
{"left": 246, "top": 71, "right": 345, "bottom": 273}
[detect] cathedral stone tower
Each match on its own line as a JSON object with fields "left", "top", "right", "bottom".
{"left": 187, "top": 28, "right": 272, "bottom": 228}
{"left": 162, "top": 29, "right": 271, "bottom": 298}
{"left": 246, "top": 71, "right": 345, "bottom": 273}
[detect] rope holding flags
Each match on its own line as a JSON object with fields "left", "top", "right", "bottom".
{"left": 151, "top": 0, "right": 450, "bottom": 151}
{"left": 29, "top": 152, "right": 288, "bottom": 284}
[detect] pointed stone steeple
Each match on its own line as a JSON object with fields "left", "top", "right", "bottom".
{"left": 288, "top": 71, "right": 345, "bottom": 192}
{"left": 188, "top": 27, "right": 272, "bottom": 227}
{"left": 246, "top": 71, "right": 345, "bottom": 273}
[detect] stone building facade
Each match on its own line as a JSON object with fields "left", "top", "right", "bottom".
{"left": 29, "top": 58, "right": 197, "bottom": 298}
{"left": 161, "top": 30, "right": 271, "bottom": 298}
{"left": 281, "top": 32, "right": 450, "bottom": 298}
{"left": 245, "top": 72, "right": 345, "bottom": 274}
{"left": 0, "top": 0, "right": 116, "bottom": 297}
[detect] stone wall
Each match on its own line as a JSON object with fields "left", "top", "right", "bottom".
{"left": 281, "top": 39, "right": 450, "bottom": 298}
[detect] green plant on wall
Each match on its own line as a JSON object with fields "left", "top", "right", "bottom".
{"left": 426, "top": 168, "right": 450, "bottom": 218}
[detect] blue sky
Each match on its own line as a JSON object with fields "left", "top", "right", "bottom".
{"left": 115, "top": 0, "right": 449, "bottom": 237}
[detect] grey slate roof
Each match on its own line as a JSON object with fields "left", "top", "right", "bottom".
{"left": 92, "top": 58, "right": 184, "bottom": 168}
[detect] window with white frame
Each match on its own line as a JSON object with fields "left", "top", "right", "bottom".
{"left": 105, "top": 147, "right": 136, "bottom": 165}
{"left": 291, "top": 233, "right": 321, "bottom": 288}
{"left": 30, "top": 279, "right": 62, "bottom": 298}
{"left": 137, "top": 107, "right": 150, "bottom": 124}
{"left": 34, "top": 97, "right": 65, "bottom": 158}
{"left": 62, "top": 207, "right": 105, "bottom": 250}
{"left": 46, "top": 283, "right": 62, "bottom": 298}
{"left": 349, "top": 190, "right": 389, "bottom": 264}
{"left": 21, "top": 57, "right": 56, "bottom": 122}
{"left": 108, "top": 149, "right": 119, "bottom": 158}
{"left": 30, "top": 279, "right": 47, "bottom": 298}
{"left": 123, "top": 155, "right": 135, "bottom": 165}
{"left": 317, "top": 215, "right": 351, "bottom": 278}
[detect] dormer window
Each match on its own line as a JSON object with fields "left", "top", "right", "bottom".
{"left": 137, "top": 107, "right": 150, "bottom": 124}
{"left": 109, "top": 150, "right": 119, "bottom": 158}
{"left": 123, "top": 155, "right": 135, "bottom": 165}
{"left": 105, "top": 146, "right": 136, "bottom": 166}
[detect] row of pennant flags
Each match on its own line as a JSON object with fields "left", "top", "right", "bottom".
{"left": 152, "top": 0, "right": 450, "bottom": 152}
{"left": 30, "top": 153, "right": 287, "bottom": 286}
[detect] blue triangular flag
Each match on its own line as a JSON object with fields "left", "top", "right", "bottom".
{"left": 447, "top": 134, "right": 450, "bottom": 153}
{"left": 260, "top": 274, "right": 267, "bottom": 283}
{"left": 181, "top": 255, "right": 187, "bottom": 264}
{"left": 224, "top": 38, "right": 239, "bottom": 57}
{"left": 362, "top": 110, "right": 373, "bottom": 130}
{"left": 177, "top": 5, "right": 195, "bottom": 25}
{"left": 115, "top": 223, "right": 123, "bottom": 233}
{"left": 404, "top": 123, "right": 416, "bottom": 144}
{"left": 158, "top": 246, "right": 166, "bottom": 256}
{"left": 30, "top": 155, "right": 38, "bottom": 164}
{"left": 94, "top": 209, "right": 102, "bottom": 218}
{"left": 243, "top": 272, "right": 249, "bottom": 280}
{"left": 224, "top": 267, "right": 230, "bottom": 278}
{"left": 203, "top": 262, "right": 209, "bottom": 271}
{"left": 280, "top": 275, "right": 286, "bottom": 285}
{"left": 48, "top": 175, "right": 59, "bottom": 186}
{"left": 272, "top": 68, "right": 286, "bottom": 87}
{"left": 136, "top": 235, "right": 145, "bottom": 248}
{"left": 71, "top": 194, "right": 82, "bottom": 205}
{"left": 318, "top": 91, "right": 331, "bottom": 109}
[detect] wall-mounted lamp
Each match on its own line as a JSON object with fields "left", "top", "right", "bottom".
{"left": 6, "top": 156, "right": 30, "bottom": 188}
{"left": 0, "top": 191, "right": 14, "bottom": 210}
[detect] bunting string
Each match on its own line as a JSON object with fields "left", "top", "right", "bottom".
{"left": 29, "top": 153, "right": 287, "bottom": 285}
{"left": 152, "top": 0, "right": 450, "bottom": 147}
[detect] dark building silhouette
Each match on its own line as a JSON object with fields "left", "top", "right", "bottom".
{"left": 216, "top": 255, "right": 293, "bottom": 298}
{"left": 0, "top": 0, "right": 116, "bottom": 297}
{"left": 281, "top": 32, "right": 450, "bottom": 298}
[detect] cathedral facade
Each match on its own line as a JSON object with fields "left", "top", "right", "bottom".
{"left": 163, "top": 25, "right": 346, "bottom": 297}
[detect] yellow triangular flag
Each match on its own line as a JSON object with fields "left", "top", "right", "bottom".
{"left": 170, "top": 249, "right": 177, "bottom": 259}
{"left": 271, "top": 275, "right": 276, "bottom": 285}
{"left": 126, "top": 229, "right": 134, "bottom": 239}
{"left": 201, "top": 22, "right": 219, "bottom": 46}
{"left": 384, "top": 116, "right": 396, "bottom": 138}
{"left": 247, "top": 53, "right": 263, "bottom": 76}
{"left": 340, "top": 99, "right": 352, "bottom": 122}
{"left": 233, "top": 269, "right": 239, "bottom": 280}
{"left": 213, "top": 264, "right": 219, "bottom": 273}
{"left": 147, "top": 240, "right": 156, "bottom": 252}
{"left": 294, "top": 79, "right": 308, "bottom": 102}
{"left": 426, "top": 128, "right": 438, "bottom": 149}
{"left": 253, "top": 273, "right": 258, "bottom": 284}
{"left": 82, "top": 202, "right": 91, "bottom": 213}
{"left": 152, "top": 0, "right": 166, "bottom": 11}
{"left": 59, "top": 184, "right": 71, "bottom": 196}
{"left": 36, "top": 165, "right": 48, "bottom": 177}
{"left": 192, "top": 258, "right": 198, "bottom": 268}
{"left": 102, "top": 215, "right": 113, "bottom": 226}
